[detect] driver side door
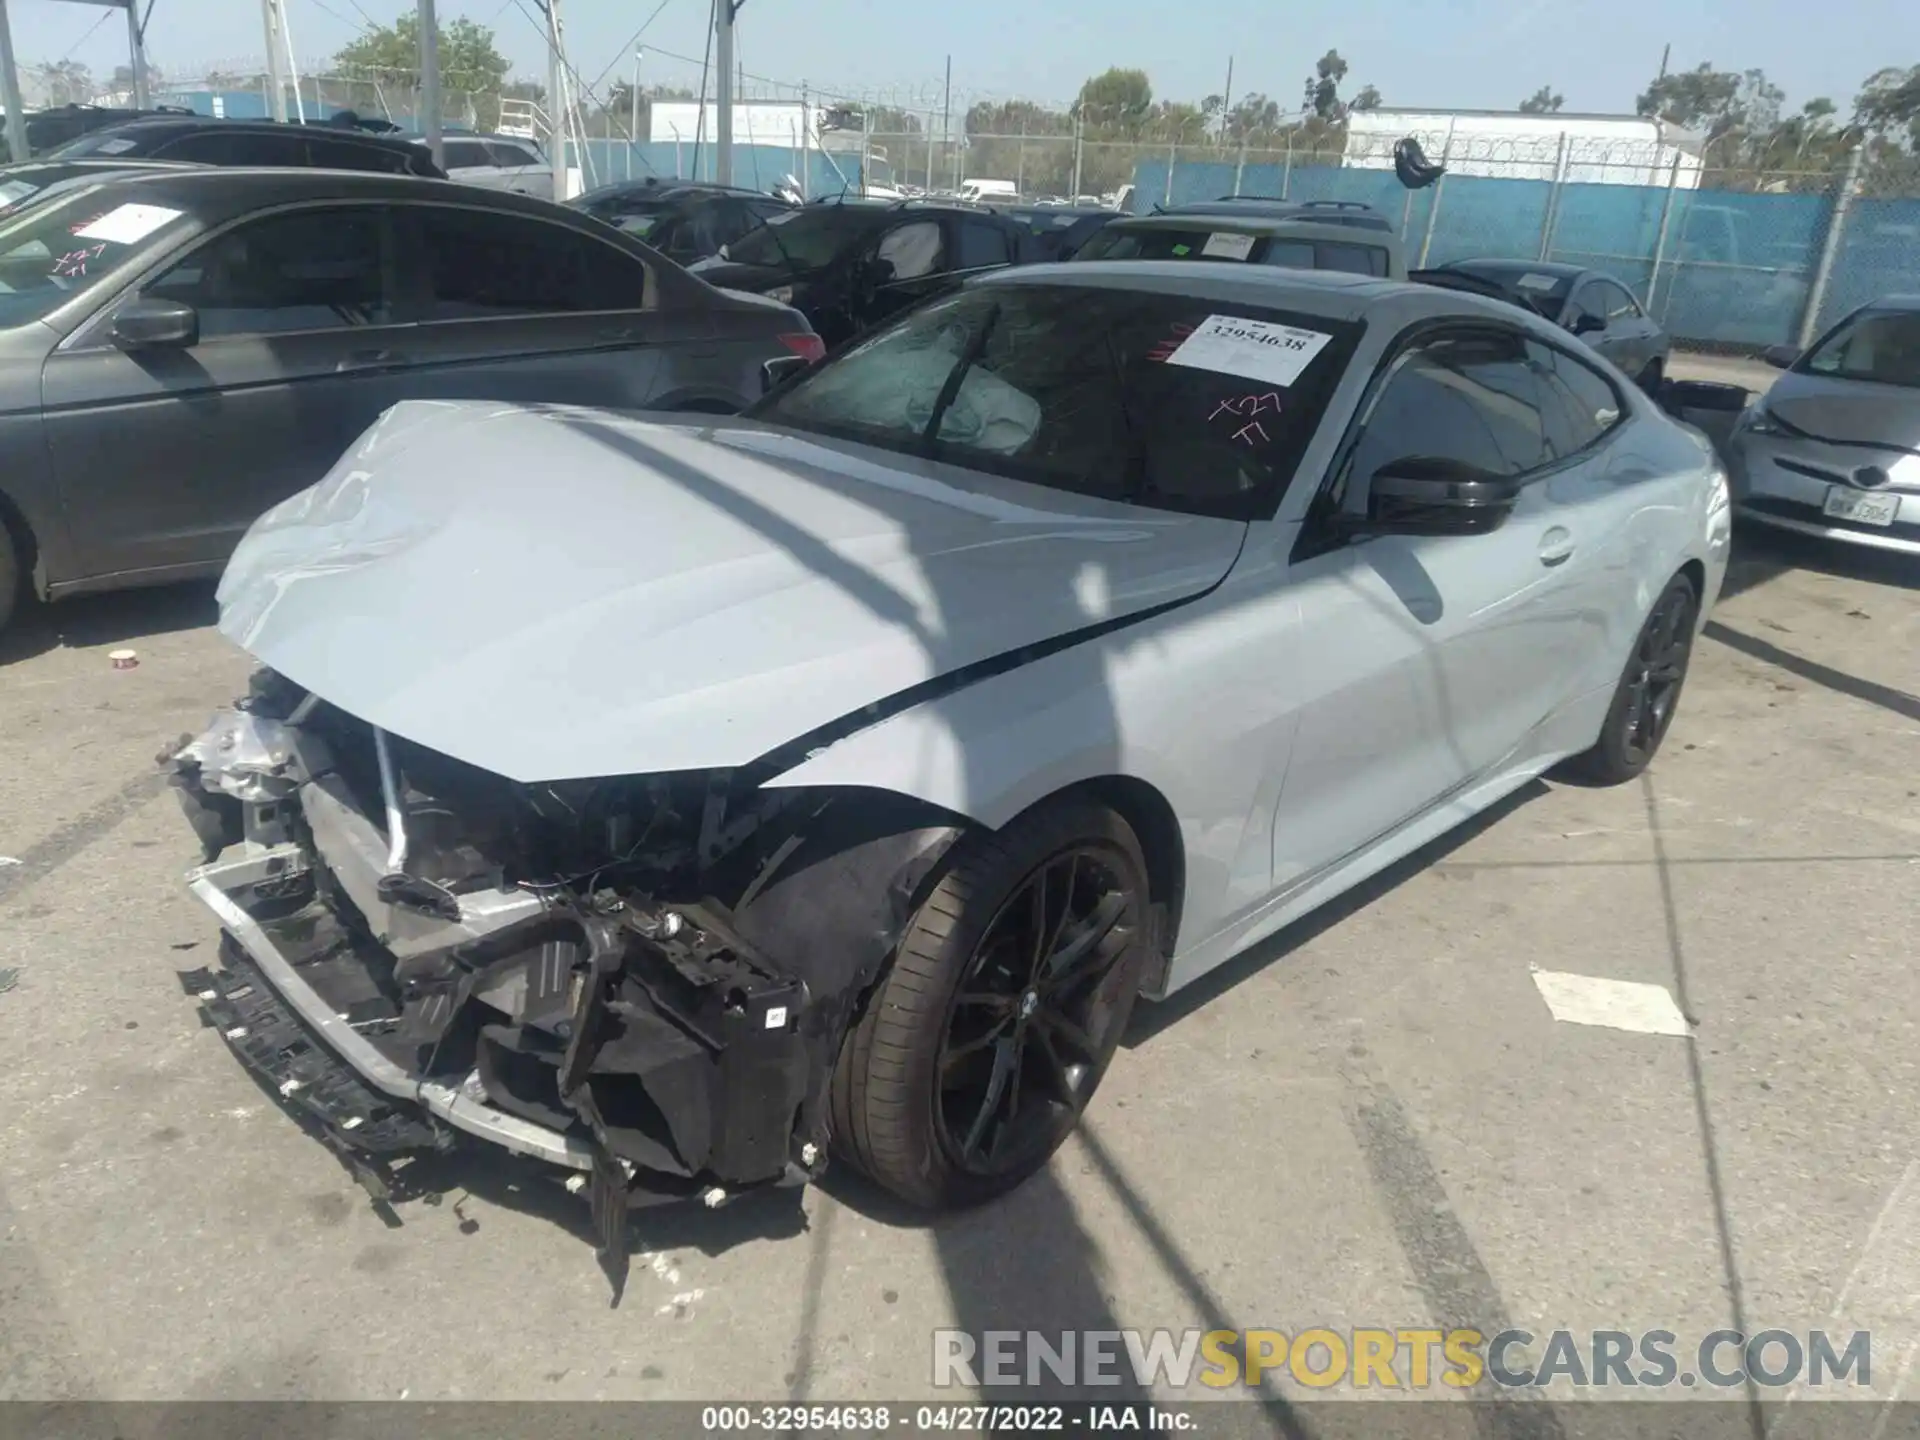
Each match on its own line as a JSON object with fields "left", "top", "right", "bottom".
{"left": 1270, "top": 323, "right": 1604, "bottom": 889}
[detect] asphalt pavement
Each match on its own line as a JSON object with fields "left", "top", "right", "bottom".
{"left": 1, "top": 413, "right": 1916, "bottom": 1412}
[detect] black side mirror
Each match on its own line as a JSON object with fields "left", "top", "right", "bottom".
{"left": 761, "top": 354, "right": 811, "bottom": 394}
{"left": 1571, "top": 312, "right": 1606, "bottom": 336}
{"left": 1762, "top": 343, "right": 1799, "bottom": 369}
{"left": 1361, "top": 457, "right": 1523, "bottom": 537}
{"left": 111, "top": 297, "right": 199, "bottom": 350}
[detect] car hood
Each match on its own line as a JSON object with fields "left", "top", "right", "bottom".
{"left": 216, "top": 402, "right": 1245, "bottom": 783}
{"left": 1764, "top": 372, "right": 1920, "bottom": 453}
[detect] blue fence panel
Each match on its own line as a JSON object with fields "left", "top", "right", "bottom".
{"left": 1818, "top": 195, "right": 1920, "bottom": 332}
{"left": 1420, "top": 175, "right": 1556, "bottom": 268}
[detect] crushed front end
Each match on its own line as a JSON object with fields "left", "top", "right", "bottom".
{"left": 167, "top": 669, "right": 958, "bottom": 1282}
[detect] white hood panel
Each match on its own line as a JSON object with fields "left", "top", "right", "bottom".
{"left": 217, "top": 402, "right": 1246, "bottom": 782}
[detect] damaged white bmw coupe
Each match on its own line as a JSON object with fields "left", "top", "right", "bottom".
{"left": 170, "top": 263, "right": 1731, "bottom": 1268}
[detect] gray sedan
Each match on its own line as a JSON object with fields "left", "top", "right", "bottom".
{"left": 0, "top": 167, "right": 819, "bottom": 634}
{"left": 1727, "top": 296, "right": 1920, "bottom": 556}
{"left": 1437, "top": 258, "right": 1671, "bottom": 390}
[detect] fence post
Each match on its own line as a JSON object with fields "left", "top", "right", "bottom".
{"left": 1281, "top": 130, "right": 1293, "bottom": 199}
{"left": 1538, "top": 131, "right": 1569, "bottom": 260}
{"left": 1015, "top": 118, "right": 1026, "bottom": 196}
{"left": 1070, "top": 112, "right": 1084, "bottom": 200}
{"left": 1232, "top": 140, "right": 1246, "bottom": 196}
{"left": 1416, "top": 120, "right": 1457, "bottom": 268}
{"left": 926, "top": 114, "right": 936, "bottom": 191}
{"left": 1799, "top": 143, "right": 1866, "bottom": 349}
{"left": 1164, "top": 138, "right": 1176, "bottom": 205}
{"left": 1646, "top": 152, "right": 1683, "bottom": 316}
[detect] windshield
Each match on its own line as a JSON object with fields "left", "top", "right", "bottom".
{"left": 0, "top": 186, "right": 194, "bottom": 328}
{"left": 750, "top": 280, "right": 1361, "bottom": 521}
{"left": 1801, "top": 309, "right": 1920, "bottom": 390}
{"left": 721, "top": 205, "right": 885, "bottom": 269}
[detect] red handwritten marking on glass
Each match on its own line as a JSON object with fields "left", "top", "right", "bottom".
{"left": 1146, "top": 322, "right": 1198, "bottom": 363}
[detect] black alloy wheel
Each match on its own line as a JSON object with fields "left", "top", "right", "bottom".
{"left": 830, "top": 798, "right": 1152, "bottom": 1209}
{"left": 1563, "top": 572, "right": 1699, "bottom": 784}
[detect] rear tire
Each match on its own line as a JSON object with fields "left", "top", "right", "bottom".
{"left": 1561, "top": 572, "right": 1699, "bottom": 785}
{"left": 830, "top": 797, "right": 1152, "bottom": 1210}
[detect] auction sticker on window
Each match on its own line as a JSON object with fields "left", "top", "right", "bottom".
{"left": 73, "top": 203, "right": 184, "bottom": 246}
{"left": 1515, "top": 272, "right": 1561, "bottom": 292}
{"left": 1200, "top": 231, "right": 1256, "bottom": 260}
{"left": 1162, "top": 314, "right": 1332, "bottom": 387}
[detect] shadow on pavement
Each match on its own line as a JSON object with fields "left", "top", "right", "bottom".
{"left": 1719, "top": 523, "right": 1920, "bottom": 604}
{"left": 0, "top": 583, "right": 219, "bottom": 665}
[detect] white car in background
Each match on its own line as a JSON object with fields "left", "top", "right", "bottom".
{"left": 440, "top": 133, "right": 554, "bottom": 196}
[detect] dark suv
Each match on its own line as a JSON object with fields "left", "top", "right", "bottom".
{"left": 686, "top": 199, "right": 1034, "bottom": 347}
{"left": 0, "top": 103, "right": 201, "bottom": 162}
{"left": 571, "top": 179, "right": 796, "bottom": 264}
{"left": 48, "top": 117, "right": 444, "bottom": 178}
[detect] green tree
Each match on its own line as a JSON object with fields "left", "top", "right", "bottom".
{"left": 332, "top": 13, "right": 511, "bottom": 119}
{"left": 1351, "top": 84, "right": 1383, "bottom": 111}
{"left": 1519, "top": 85, "right": 1563, "bottom": 114}
{"left": 1304, "top": 49, "right": 1347, "bottom": 120}
{"left": 1635, "top": 63, "right": 1782, "bottom": 139}
{"left": 1076, "top": 67, "right": 1153, "bottom": 132}
{"left": 1855, "top": 64, "right": 1920, "bottom": 146}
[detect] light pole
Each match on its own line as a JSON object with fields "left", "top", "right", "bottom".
{"left": 714, "top": 0, "right": 736, "bottom": 185}
{"left": 629, "top": 49, "right": 642, "bottom": 180}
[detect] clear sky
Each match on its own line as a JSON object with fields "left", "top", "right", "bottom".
{"left": 5, "top": 0, "right": 1914, "bottom": 119}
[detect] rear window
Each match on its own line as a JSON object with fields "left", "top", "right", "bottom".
{"left": 751, "top": 280, "right": 1362, "bottom": 521}
{"left": 0, "top": 186, "right": 195, "bottom": 327}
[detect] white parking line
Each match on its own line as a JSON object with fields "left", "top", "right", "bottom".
{"left": 1529, "top": 967, "right": 1690, "bottom": 1037}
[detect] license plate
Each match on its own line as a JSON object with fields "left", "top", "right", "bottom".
{"left": 1823, "top": 486, "right": 1900, "bottom": 528}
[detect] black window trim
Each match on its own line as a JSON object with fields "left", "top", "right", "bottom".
{"left": 1294, "top": 315, "right": 1630, "bottom": 559}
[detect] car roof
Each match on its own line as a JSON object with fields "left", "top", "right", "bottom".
{"left": 20, "top": 166, "right": 559, "bottom": 217}
{"left": 1107, "top": 213, "right": 1401, "bottom": 247}
{"left": 1443, "top": 257, "right": 1588, "bottom": 281}
{"left": 78, "top": 116, "right": 428, "bottom": 149}
{"left": 1858, "top": 294, "right": 1920, "bottom": 313}
{"left": 977, "top": 259, "right": 1574, "bottom": 332}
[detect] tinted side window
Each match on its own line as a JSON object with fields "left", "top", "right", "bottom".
{"left": 415, "top": 208, "right": 649, "bottom": 317}
{"left": 1528, "top": 339, "right": 1625, "bottom": 457}
{"left": 145, "top": 207, "right": 391, "bottom": 337}
{"left": 227, "top": 132, "right": 310, "bottom": 166}
{"left": 1344, "top": 329, "right": 1551, "bottom": 491}
{"left": 441, "top": 139, "right": 495, "bottom": 168}
{"left": 486, "top": 141, "right": 540, "bottom": 167}
{"left": 152, "top": 132, "right": 242, "bottom": 164}
{"left": 305, "top": 136, "right": 409, "bottom": 173}
{"left": 1598, "top": 280, "right": 1642, "bottom": 318}
{"left": 955, "top": 218, "right": 1011, "bottom": 270}
{"left": 1316, "top": 242, "right": 1387, "bottom": 276}
{"left": 1260, "top": 239, "right": 1315, "bottom": 270}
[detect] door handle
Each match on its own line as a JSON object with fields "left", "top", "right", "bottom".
{"left": 335, "top": 349, "right": 406, "bottom": 373}
{"left": 1538, "top": 527, "right": 1576, "bottom": 567}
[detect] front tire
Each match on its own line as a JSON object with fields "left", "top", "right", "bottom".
{"left": 1562, "top": 572, "right": 1699, "bottom": 785}
{"left": 830, "top": 798, "right": 1152, "bottom": 1210}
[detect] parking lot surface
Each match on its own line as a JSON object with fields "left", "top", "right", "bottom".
{"left": 2, "top": 487, "right": 1916, "bottom": 1405}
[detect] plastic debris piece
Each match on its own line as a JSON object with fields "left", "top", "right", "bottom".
{"left": 110, "top": 649, "right": 139, "bottom": 670}
{"left": 0, "top": 968, "right": 19, "bottom": 995}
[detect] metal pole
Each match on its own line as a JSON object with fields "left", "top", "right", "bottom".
{"left": 713, "top": 0, "right": 733, "bottom": 185}
{"left": 1015, "top": 116, "right": 1025, "bottom": 196}
{"left": 281, "top": 0, "right": 305, "bottom": 122}
{"left": 1416, "top": 119, "right": 1457, "bottom": 268}
{"left": 1538, "top": 131, "right": 1568, "bottom": 259}
{"left": 1281, "top": 129, "right": 1293, "bottom": 198}
{"left": 1220, "top": 56, "right": 1233, "bottom": 146}
{"left": 546, "top": 0, "right": 566, "bottom": 199}
{"left": 940, "top": 53, "right": 951, "bottom": 188}
{"left": 261, "top": 0, "right": 289, "bottom": 122}
{"left": 1069, "top": 111, "right": 1083, "bottom": 200}
{"left": 859, "top": 106, "right": 870, "bottom": 196}
{"left": 926, "top": 112, "right": 934, "bottom": 190}
{"left": 629, "top": 50, "right": 640, "bottom": 180}
{"left": 799, "top": 81, "right": 809, "bottom": 198}
{"left": 0, "top": 0, "right": 27, "bottom": 164}
{"left": 1233, "top": 140, "right": 1245, "bottom": 196}
{"left": 417, "top": 0, "right": 443, "bottom": 170}
{"left": 1647, "top": 151, "right": 1682, "bottom": 316}
{"left": 125, "top": 1, "right": 150, "bottom": 109}
{"left": 1800, "top": 143, "right": 1865, "bottom": 348}
{"left": 1163, "top": 137, "right": 1176, "bottom": 205}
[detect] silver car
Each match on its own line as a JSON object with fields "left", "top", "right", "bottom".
{"left": 439, "top": 133, "right": 554, "bottom": 195}
{"left": 1728, "top": 296, "right": 1920, "bottom": 555}
{"left": 167, "top": 264, "right": 1730, "bottom": 1278}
